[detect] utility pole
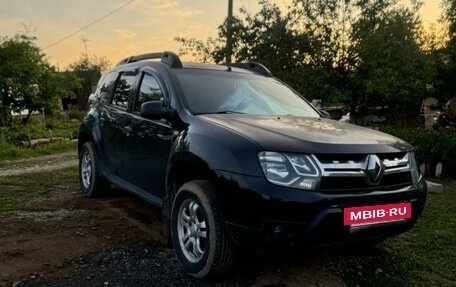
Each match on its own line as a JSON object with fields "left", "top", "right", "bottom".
{"left": 81, "top": 36, "right": 91, "bottom": 59}
{"left": 226, "top": 0, "right": 233, "bottom": 63}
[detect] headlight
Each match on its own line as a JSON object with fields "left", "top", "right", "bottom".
{"left": 409, "top": 151, "right": 421, "bottom": 184}
{"left": 258, "top": 151, "right": 320, "bottom": 190}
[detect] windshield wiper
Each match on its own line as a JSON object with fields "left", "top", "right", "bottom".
{"left": 214, "top": 110, "right": 246, "bottom": 114}
{"left": 195, "top": 110, "right": 246, "bottom": 115}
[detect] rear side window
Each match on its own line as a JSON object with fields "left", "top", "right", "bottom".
{"left": 112, "top": 73, "right": 136, "bottom": 110}
{"left": 94, "top": 72, "right": 117, "bottom": 104}
{"left": 134, "top": 73, "right": 164, "bottom": 111}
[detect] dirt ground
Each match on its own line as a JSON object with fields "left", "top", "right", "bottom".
{"left": 0, "top": 152, "right": 347, "bottom": 287}
{"left": 0, "top": 151, "right": 78, "bottom": 177}
{"left": 0, "top": 182, "right": 164, "bottom": 283}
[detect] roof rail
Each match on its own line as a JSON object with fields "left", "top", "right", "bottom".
{"left": 226, "top": 61, "right": 272, "bottom": 77}
{"left": 115, "top": 51, "right": 182, "bottom": 68}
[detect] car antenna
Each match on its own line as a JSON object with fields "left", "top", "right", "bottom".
{"left": 226, "top": 65, "right": 232, "bottom": 72}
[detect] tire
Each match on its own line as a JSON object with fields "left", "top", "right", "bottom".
{"left": 79, "top": 141, "right": 107, "bottom": 197}
{"left": 171, "top": 180, "right": 238, "bottom": 278}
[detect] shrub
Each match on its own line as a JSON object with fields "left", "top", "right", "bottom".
{"left": 66, "top": 107, "right": 85, "bottom": 121}
{"left": 381, "top": 126, "right": 456, "bottom": 177}
{"left": 2, "top": 115, "right": 80, "bottom": 143}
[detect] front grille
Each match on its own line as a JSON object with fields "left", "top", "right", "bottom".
{"left": 320, "top": 173, "right": 412, "bottom": 193}
{"left": 313, "top": 152, "right": 412, "bottom": 193}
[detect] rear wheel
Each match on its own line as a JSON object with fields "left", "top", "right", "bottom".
{"left": 79, "top": 142, "right": 107, "bottom": 197}
{"left": 171, "top": 180, "right": 238, "bottom": 278}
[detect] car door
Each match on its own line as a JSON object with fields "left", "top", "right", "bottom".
{"left": 122, "top": 70, "right": 173, "bottom": 198}
{"left": 99, "top": 71, "right": 137, "bottom": 176}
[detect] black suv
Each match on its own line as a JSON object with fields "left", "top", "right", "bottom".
{"left": 78, "top": 51, "right": 426, "bottom": 278}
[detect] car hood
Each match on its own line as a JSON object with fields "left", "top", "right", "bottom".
{"left": 198, "top": 115, "right": 412, "bottom": 154}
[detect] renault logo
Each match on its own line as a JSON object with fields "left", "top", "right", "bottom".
{"left": 366, "top": 154, "right": 384, "bottom": 185}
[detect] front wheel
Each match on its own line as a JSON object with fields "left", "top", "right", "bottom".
{"left": 79, "top": 141, "right": 107, "bottom": 197}
{"left": 171, "top": 180, "right": 238, "bottom": 278}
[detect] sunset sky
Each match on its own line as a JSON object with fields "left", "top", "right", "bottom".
{"left": 0, "top": 0, "right": 443, "bottom": 69}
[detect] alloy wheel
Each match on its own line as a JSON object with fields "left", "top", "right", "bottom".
{"left": 177, "top": 198, "right": 208, "bottom": 263}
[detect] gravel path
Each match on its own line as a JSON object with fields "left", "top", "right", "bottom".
{"left": 20, "top": 245, "right": 252, "bottom": 287}
{"left": 0, "top": 151, "right": 78, "bottom": 177}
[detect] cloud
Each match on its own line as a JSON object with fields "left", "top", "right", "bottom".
{"left": 113, "top": 43, "right": 142, "bottom": 59}
{"left": 114, "top": 28, "right": 136, "bottom": 39}
{"left": 140, "top": 1, "right": 202, "bottom": 18}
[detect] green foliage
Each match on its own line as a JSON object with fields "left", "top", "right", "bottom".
{"left": 3, "top": 115, "right": 80, "bottom": 142}
{"left": 443, "top": 0, "right": 456, "bottom": 54}
{"left": 56, "top": 71, "right": 84, "bottom": 100}
{"left": 176, "top": 0, "right": 432, "bottom": 122}
{"left": 177, "top": 1, "right": 340, "bottom": 103}
{"left": 0, "top": 34, "right": 57, "bottom": 125}
{"left": 434, "top": 0, "right": 456, "bottom": 103}
{"left": 0, "top": 114, "right": 79, "bottom": 161}
{"left": 68, "top": 55, "right": 110, "bottom": 108}
{"left": 382, "top": 126, "right": 456, "bottom": 176}
{"left": 353, "top": 2, "right": 428, "bottom": 118}
{"left": 175, "top": 37, "right": 223, "bottom": 64}
{"left": 66, "top": 107, "right": 86, "bottom": 121}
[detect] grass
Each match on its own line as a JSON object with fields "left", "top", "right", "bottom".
{"left": 0, "top": 140, "right": 77, "bottom": 162}
{"left": 0, "top": 167, "right": 78, "bottom": 212}
{"left": 0, "top": 113, "right": 80, "bottom": 161}
{"left": 343, "top": 181, "right": 456, "bottom": 287}
{"left": 3, "top": 113, "right": 81, "bottom": 141}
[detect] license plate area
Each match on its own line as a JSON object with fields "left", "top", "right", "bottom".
{"left": 344, "top": 202, "right": 412, "bottom": 226}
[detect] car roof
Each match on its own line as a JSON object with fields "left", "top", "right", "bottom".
{"left": 182, "top": 62, "right": 255, "bottom": 74}
{"left": 113, "top": 52, "right": 272, "bottom": 77}
{"left": 116, "top": 60, "right": 259, "bottom": 76}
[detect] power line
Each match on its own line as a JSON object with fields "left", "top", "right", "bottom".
{"left": 43, "top": 0, "right": 136, "bottom": 50}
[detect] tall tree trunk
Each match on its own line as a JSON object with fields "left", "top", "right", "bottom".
{"left": 0, "top": 106, "right": 12, "bottom": 127}
{"left": 22, "top": 110, "right": 32, "bottom": 125}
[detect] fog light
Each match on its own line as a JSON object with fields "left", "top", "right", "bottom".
{"left": 298, "top": 178, "right": 317, "bottom": 190}
{"left": 273, "top": 225, "right": 283, "bottom": 234}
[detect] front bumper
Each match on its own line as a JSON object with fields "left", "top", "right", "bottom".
{"left": 214, "top": 171, "right": 427, "bottom": 248}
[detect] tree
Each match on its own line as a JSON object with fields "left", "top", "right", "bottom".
{"left": 438, "top": 0, "right": 456, "bottom": 101}
{"left": 292, "top": 0, "right": 360, "bottom": 107}
{"left": 0, "top": 34, "right": 57, "bottom": 125}
{"left": 176, "top": 0, "right": 331, "bottom": 101}
{"left": 68, "top": 55, "right": 110, "bottom": 108}
{"left": 351, "top": 1, "right": 429, "bottom": 121}
{"left": 56, "top": 71, "right": 84, "bottom": 110}
{"left": 176, "top": 0, "right": 430, "bottom": 123}
{"left": 291, "top": 0, "right": 429, "bottom": 121}
{"left": 443, "top": 0, "right": 456, "bottom": 53}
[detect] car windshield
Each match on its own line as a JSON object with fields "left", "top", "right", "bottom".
{"left": 175, "top": 69, "right": 320, "bottom": 117}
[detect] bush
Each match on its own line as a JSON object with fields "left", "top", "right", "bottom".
{"left": 2, "top": 115, "right": 80, "bottom": 143}
{"left": 381, "top": 126, "right": 456, "bottom": 177}
{"left": 4, "top": 118, "right": 48, "bottom": 142}
{"left": 66, "top": 107, "right": 85, "bottom": 121}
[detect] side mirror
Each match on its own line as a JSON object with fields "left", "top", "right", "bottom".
{"left": 88, "top": 93, "right": 96, "bottom": 105}
{"left": 140, "top": 101, "right": 175, "bottom": 120}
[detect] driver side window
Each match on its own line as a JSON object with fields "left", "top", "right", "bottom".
{"left": 135, "top": 73, "right": 164, "bottom": 112}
